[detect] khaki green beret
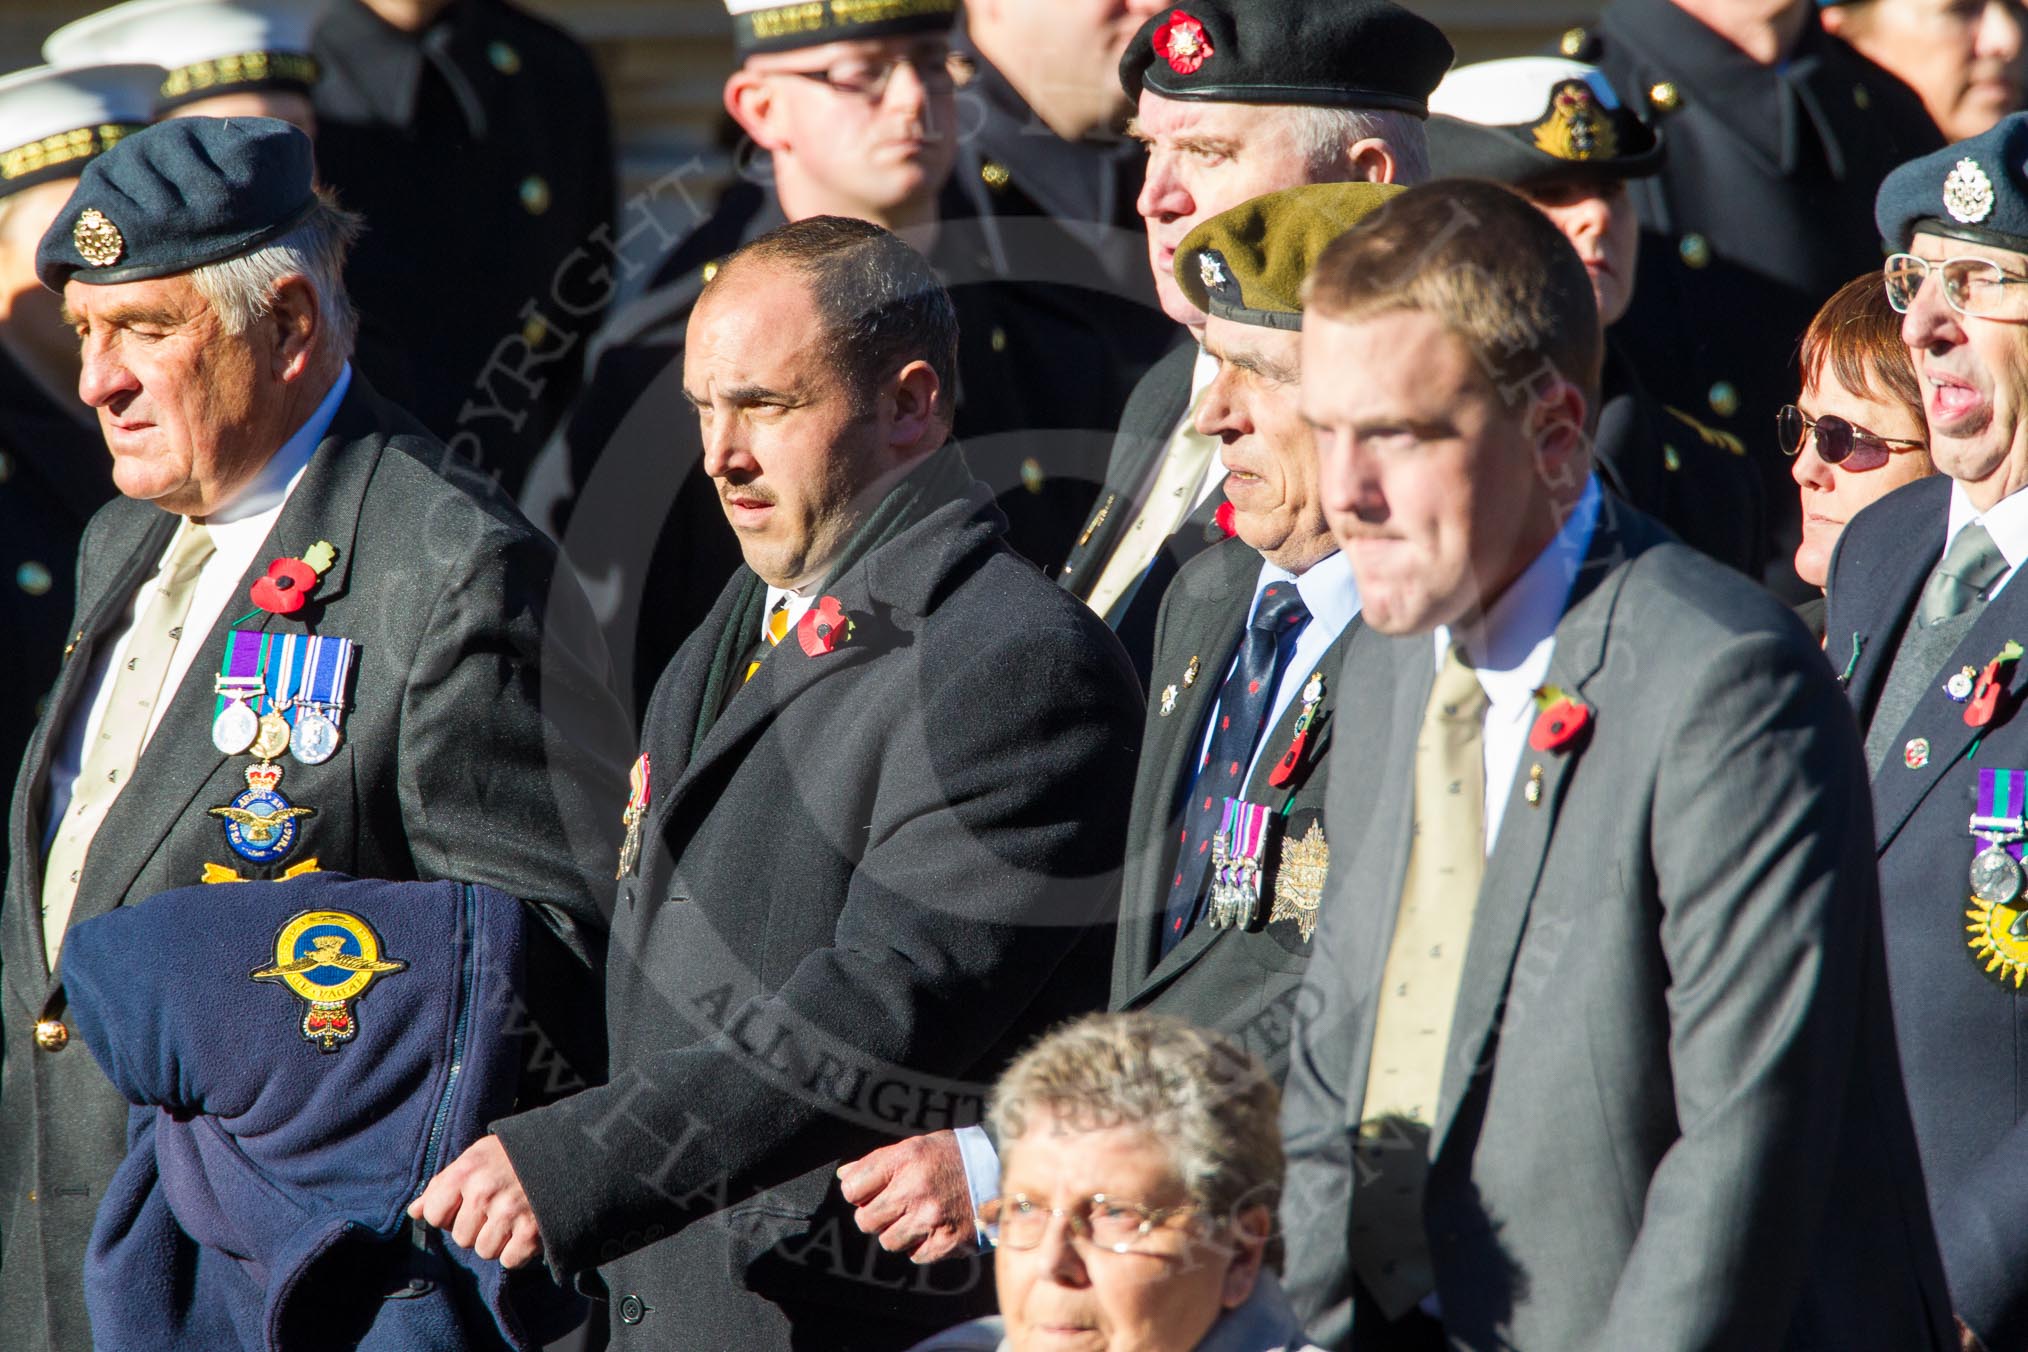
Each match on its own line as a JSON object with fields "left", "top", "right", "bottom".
{"left": 1176, "top": 182, "right": 1406, "bottom": 330}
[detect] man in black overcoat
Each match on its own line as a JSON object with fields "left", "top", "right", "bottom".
{"left": 416, "top": 217, "right": 1143, "bottom": 1350}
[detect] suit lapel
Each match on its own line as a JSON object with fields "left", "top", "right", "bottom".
{"left": 1843, "top": 518, "right": 1940, "bottom": 719}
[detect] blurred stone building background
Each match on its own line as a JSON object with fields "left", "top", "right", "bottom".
{"left": 0, "top": 1, "right": 1583, "bottom": 198}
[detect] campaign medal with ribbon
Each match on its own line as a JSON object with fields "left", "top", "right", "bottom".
{"left": 287, "top": 634, "right": 355, "bottom": 765}
{"left": 1968, "top": 768, "right": 2028, "bottom": 989}
{"left": 616, "top": 754, "right": 650, "bottom": 880}
{"left": 251, "top": 909, "right": 406, "bottom": 1052}
{"left": 209, "top": 761, "right": 315, "bottom": 864}
{"left": 211, "top": 630, "right": 265, "bottom": 754}
{"left": 1206, "top": 797, "right": 1272, "bottom": 930}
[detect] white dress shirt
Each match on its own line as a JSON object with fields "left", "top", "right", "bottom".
{"left": 1433, "top": 475, "right": 1602, "bottom": 855}
{"left": 1944, "top": 477, "right": 2028, "bottom": 601}
{"left": 954, "top": 548, "right": 1360, "bottom": 1230}
{"left": 42, "top": 365, "right": 353, "bottom": 847}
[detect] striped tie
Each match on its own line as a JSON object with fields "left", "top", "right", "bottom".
{"left": 745, "top": 598, "right": 791, "bottom": 682}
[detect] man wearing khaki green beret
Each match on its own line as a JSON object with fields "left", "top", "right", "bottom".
{"left": 843, "top": 182, "right": 1397, "bottom": 1271}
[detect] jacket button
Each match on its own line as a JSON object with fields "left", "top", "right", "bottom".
{"left": 1708, "top": 381, "right": 1740, "bottom": 419}
{"left": 17, "top": 561, "right": 51, "bottom": 596}
{"left": 1649, "top": 81, "right": 1680, "bottom": 113}
{"left": 34, "top": 1020, "right": 68, "bottom": 1052}
{"left": 617, "top": 1293, "right": 646, "bottom": 1324}
{"left": 1677, "top": 233, "right": 1710, "bottom": 269}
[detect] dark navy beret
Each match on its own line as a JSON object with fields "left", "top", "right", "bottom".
{"left": 37, "top": 115, "right": 316, "bottom": 291}
{"left": 1877, "top": 112, "right": 2028, "bottom": 253}
{"left": 1120, "top": 1, "right": 1454, "bottom": 116}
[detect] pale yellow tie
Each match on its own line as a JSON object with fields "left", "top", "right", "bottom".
{"left": 1082, "top": 383, "right": 1220, "bottom": 619}
{"left": 1348, "top": 643, "right": 1489, "bottom": 1317}
{"left": 744, "top": 597, "right": 790, "bottom": 683}
{"left": 41, "top": 522, "right": 215, "bottom": 968}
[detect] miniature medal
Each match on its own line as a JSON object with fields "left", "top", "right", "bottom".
{"left": 616, "top": 754, "right": 651, "bottom": 879}
{"left": 212, "top": 700, "right": 259, "bottom": 755}
{"left": 1948, "top": 666, "right": 1978, "bottom": 703}
{"left": 287, "top": 634, "right": 355, "bottom": 766}
{"left": 1206, "top": 798, "right": 1271, "bottom": 930}
{"left": 251, "top": 909, "right": 405, "bottom": 1052}
{"left": 251, "top": 709, "right": 292, "bottom": 761}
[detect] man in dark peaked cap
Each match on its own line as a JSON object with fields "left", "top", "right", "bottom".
{"left": 1057, "top": 0, "right": 1450, "bottom": 686}
{"left": 1427, "top": 55, "right": 1766, "bottom": 578}
{"left": 1829, "top": 110, "right": 2028, "bottom": 1352}
{"left": 0, "top": 116, "right": 630, "bottom": 1352}
{"left": 1560, "top": 0, "right": 1942, "bottom": 598}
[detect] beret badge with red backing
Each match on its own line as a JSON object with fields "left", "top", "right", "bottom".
{"left": 1154, "top": 10, "right": 1214, "bottom": 75}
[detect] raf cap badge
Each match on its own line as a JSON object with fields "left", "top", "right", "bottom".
{"left": 252, "top": 909, "right": 405, "bottom": 1052}
{"left": 1945, "top": 158, "right": 1996, "bottom": 225}
{"left": 73, "top": 207, "right": 122, "bottom": 267}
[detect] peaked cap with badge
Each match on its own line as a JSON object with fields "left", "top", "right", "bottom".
{"left": 1120, "top": 0, "right": 1454, "bottom": 114}
{"left": 726, "top": 0, "right": 957, "bottom": 57}
{"left": 45, "top": 0, "right": 324, "bottom": 110}
{"left": 1428, "top": 56, "right": 1663, "bottom": 186}
{"left": 1175, "top": 181, "right": 1405, "bottom": 330}
{"left": 0, "top": 63, "right": 161, "bottom": 199}
{"left": 1877, "top": 111, "right": 2028, "bottom": 253}
{"left": 36, "top": 114, "right": 316, "bottom": 290}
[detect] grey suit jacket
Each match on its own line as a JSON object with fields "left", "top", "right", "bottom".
{"left": 0, "top": 378, "right": 632, "bottom": 1352}
{"left": 1279, "top": 496, "right": 1950, "bottom": 1351}
{"left": 1111, "top": 536, "right": 1360, "bottom": 1083}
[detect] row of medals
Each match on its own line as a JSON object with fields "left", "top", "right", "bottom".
{"left": 212, "top": 691, "right": 342, "bottom": 766}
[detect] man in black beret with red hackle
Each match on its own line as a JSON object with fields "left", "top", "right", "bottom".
{"left": 1056, "top": 0, "right": 1451, "bottom": 685}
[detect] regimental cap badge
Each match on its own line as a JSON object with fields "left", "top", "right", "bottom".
{"left": 73, "top": 207, "right": 122, "bottom": 267}
{"left": 1945, "top": 158, "right": 1997, "bottom": 225}
{"left": 1154, "top": 10, "right": 1213, "bottom": 75}
{"left": 1532, "top": 79, "right": 1619, "bottom": 162}
{"left": 251, "top": 908, "right": 406, "bottom": 1052}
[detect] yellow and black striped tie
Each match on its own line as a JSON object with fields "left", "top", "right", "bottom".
{"left": 744, "top": 598, "right": 790, "bottom": 682}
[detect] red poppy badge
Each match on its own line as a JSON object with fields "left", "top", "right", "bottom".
{"left": 797, "top": 595, "right": 855, "bottom": 657}
{"left": 249, "top": 540, "right": 336, "bottom": 616}
{"left": 1154, "top": 11, "right": 1214, "bottom": 75}
{"left": 1528, "top": 688, "right": 1592, "bottom": 753}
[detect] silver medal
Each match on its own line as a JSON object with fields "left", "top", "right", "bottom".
{"left": 1972, "top": 845, "right": 2025, "bottom": 906}
{"left": 291, "top": 709, "right": 341, "bottom": 765}
{"left": 211, "top": 700, "right": 258, "bottom": 755}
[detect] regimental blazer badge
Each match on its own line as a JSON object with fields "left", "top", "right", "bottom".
{"left": 1269, "top": 819, "right": 1329, "bottom": 942}
{"left": 251, "top": 909, "right": 406, "bottom": 1052}
{"left": 1532, "top": 80, "right": 1618, "bottom": 162}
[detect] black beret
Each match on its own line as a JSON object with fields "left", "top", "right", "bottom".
{"left": 1877, "top": 112, "right": 2028, "bottom": 253}
{"left": 37, "top": 116, "right": 317, "bottom": 291}
{"left": 1119, "top": 1, "right": 1454, "bottom": 116}
{"left": 728, "top": 0, "right": 957, "bottom": 57}
{"left": 1427, "top": 58, "right": 1662, "bottom": 186}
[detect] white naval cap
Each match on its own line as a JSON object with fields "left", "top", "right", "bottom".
{"left": 45, "top": 0, "right": 327, "bottom": 109}
{"left": 0, "top": 62, "right": 162, "bottom": 199}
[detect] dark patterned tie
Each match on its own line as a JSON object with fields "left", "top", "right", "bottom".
{"left": 1159, "top": 583, "right": 1312, "bottom": 956}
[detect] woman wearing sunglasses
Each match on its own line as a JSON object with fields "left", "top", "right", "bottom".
{"left": 1786, "top": 270, "right": 1936, "bottom": 639}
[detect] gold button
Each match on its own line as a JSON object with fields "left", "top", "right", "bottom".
{"left": 522, "top": 315, "right": 548, "bottom": 346}
{"left": 1854, "top": 84, "right": 1871, "bottom": 111}
{"left": 980, "top": 160, "right": 1011, "bottom": 190}
{"left": 518, "top": 175, "right": 551, "bottom": 215}
{"left": 17, "top": 561, "right": 51, "bottom": 596}
{"left": 63, "top": 628, "right": 81, "bottom": 658}
{"left": 701, "top": 260, "right": 720, "bottom": 283}
{"left": 1708, "top": 381, "right": 1740, "bottom": 419}
{"left": 1649, "top": 81, "right": 1680, "bottom": 113}
{"left": 1020, "top": 457, "right": 1045, "bottom": 493}
{"left": 488, "top": 40, "right": 521, "bottom": 75}
{"left": 1663, "top": 444, "right": 1683, "bottom": 472}
{"left": 1678, "top": 233, "right": 1711, "bottom": 269}
{"left": 990, "top": 326, "right": 1008, "bottom": 353}
{"left": 34, "top": 1020, "right": 68, "bottom": 1052}
{"left": 0, "top": 449, "right": 12, "bottom": 482}
{"left": 1560, "top": 27, "right": 1587, "bottom": 57}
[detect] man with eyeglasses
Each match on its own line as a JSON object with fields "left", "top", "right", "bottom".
{"left": 542, "top": 0, "right": 1151, "bottom": 718}
{"left": 1829, "top": 110, "right": 2028, "bottom": 1352}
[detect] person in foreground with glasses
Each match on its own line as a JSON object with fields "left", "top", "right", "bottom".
{"left": 908, "top": 1013, "right": 1321, "bottom": 1352}
{"left": 1828, "top": 110, "right": 2028, "bottom": 1352}
{"left": 1784, "top": 271, "right": 1935, "bottom": 640}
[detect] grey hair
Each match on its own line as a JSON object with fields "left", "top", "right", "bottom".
{"left": 188, "top": 187, "right": 363, "bottom": 358}
{"left": 1276, "top": 104, "right": 1432, "bottom": 186}
{"left": 988, "top": 1012, "right": 1283, "bottom": 1224}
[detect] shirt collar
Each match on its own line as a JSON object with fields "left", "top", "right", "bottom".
{"left": 1437, "top": 474, "right": 1602, "bottom": 696}
{"left": 1946, "top": 477, "right": 2028, "bottom": 574}
{"left": 202, "top": 363, "right": 352, "bottom": 526}
{"left": 1253, "top": 547, "right": 1358, "bottom": 639}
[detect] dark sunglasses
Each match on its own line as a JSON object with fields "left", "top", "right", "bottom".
{"left": 1776, "top": 404, "right": 1925, "bottom": 472}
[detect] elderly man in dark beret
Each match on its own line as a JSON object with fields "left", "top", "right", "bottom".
{"left": 0, "top": 116, "right": 630, "bottom": 1352}
{"left": 1830, "top": 110, "right": 2028, "bottom": 1352}
{"left": 1057, "top": 0, "right": 1451, "bottom": 685}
